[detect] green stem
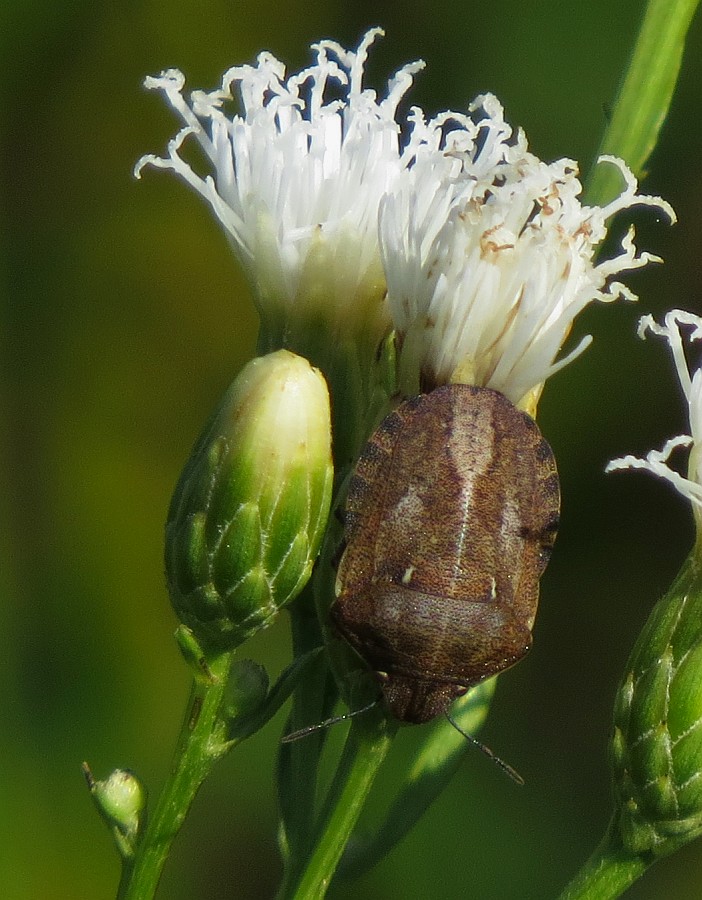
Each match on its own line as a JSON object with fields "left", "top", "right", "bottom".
{"left": 278, "top": 715, "right": 396, "bottom": 900}
{"left": 277, "top": 596, "right": 333, "bottom": 865}
{"left": 558, "top": 820, "right": 648, "bottom": 900}
{"left": 117, "top": 651, "right": 234, "bottom": 900}
{"left": 338, "top": 679, "right": 496, "bottom": 880}
{"left": 584, "top": 0, "right": 701, "bottom": 206}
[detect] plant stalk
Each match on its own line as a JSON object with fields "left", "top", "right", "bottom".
{"left": 585, "top": 0, "right": 701, "bottom": 206}
{"left": 277, "top": 715, "right": 396, "bottom": 899}
{"left": 117, "top": 651, "right": 233, "bottom": 900}
{"left": 558, "top": 819, "right": 648, "bottom": 900}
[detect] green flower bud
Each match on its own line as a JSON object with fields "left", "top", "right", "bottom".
{"left": 611, "top": 556, "right": 702, "bottom": 857}
{"left": 166, "top": 350, "right": 333, "bottom": 652}
{"left": 83, "top": 764, "right": 146, "bottom": 858}
{"left": 225, "top": 659, "right": 270, "bottom": 720}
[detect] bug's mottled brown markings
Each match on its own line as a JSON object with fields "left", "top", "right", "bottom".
{"left": 331, "top": 383, "right": 560, "bottom": 725}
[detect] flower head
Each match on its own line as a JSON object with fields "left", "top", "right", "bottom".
{"left": 137, "top": 30, "right": 674, "bottom": 415}
{"left": 379, "top": 95, "right": 675, "bottom": 406}
{"left": 166, "top": 349, "right": 333, "bottom": 651}
{"left": 606, "top": 311, "right": 702, "bottom": 535}
{"left": 135, "top": 29, "right": 421, "bottom": 344}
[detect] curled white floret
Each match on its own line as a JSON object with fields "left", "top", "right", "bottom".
{"left": 379, "top": 99, "right": 676, "bottom": 404}
{"left": 606, "top": 311, "right": 702, "bottom": 516}
{"left": 135, "top": 29, "right": 422, "bottom": 319}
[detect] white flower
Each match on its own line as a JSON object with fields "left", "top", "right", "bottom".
{"left": 135, "top": 28, "right": 422, "bottom": 333}
{"left": 379, "top": 94, "right": 675, "bottom": 406}
{"left": 606, "top": 311, "right": 702, "bottom": 528}
{"left": 136, "top": 29, "right": 674, "bottom": 411}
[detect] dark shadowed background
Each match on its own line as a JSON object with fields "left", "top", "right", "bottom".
{"left": 3, "top": 1, "right": 702, "bottom": 897}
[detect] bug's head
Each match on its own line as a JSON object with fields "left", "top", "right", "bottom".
{"left": 377, "top": 672, "right": 464, "bottom": 724}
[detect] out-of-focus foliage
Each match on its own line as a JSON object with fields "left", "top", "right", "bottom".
{"left": 2, "top": 1, "right": 702, "bottom": 897}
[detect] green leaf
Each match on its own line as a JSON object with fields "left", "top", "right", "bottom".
{"left": 585, "top": 0, "right": 701, "bottom": 206}
{"left": 337, "top": 678, "right": 497, "bottom": 879}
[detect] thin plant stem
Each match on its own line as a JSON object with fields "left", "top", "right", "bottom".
{"left": 117, "top": 651, "right": 234, "bottom": 900}
{"left": 277, "top": 714, "right": 397, "bottom": 900}
{"left": 337, "top": 679, "right": 497, "bottom": 880}
{"left": 558, "top": 819, "right": 648, "bottom": 900}
{"left": 277, "top": 595, "right": 333, "bottom": 865}
{"left": 585, "top": 0, "right": 701, "bottom": 206}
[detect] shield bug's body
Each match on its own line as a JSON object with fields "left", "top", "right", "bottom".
{"left": 331, "top": 384, "right": 559, "bottom": 725}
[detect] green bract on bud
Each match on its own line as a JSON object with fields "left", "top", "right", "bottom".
{"left": 83, "top": 764, "right": 146, "bottom": 859}
{"left": 166, "top": 350, "right": 333, "bottom": 652}
{"left": 611, "top": 557, "right": 702, "bottom": 857}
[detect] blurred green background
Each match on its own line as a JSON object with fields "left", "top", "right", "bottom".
{"left": 3, "top": 1, "right": 702, "bottom": 897}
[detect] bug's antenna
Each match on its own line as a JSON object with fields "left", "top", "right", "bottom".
{"left": 281, "top": 699, "right": 380, "bottom": 743}
{"left": 445, "top": 712, "right": 524, "bottom": 786}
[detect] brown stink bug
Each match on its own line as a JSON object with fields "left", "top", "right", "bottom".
{"left": 331, "top": 383, "right": 560, "bottom": 725}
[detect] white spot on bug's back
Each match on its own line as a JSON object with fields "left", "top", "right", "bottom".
{"left": 402, "top": 565, "right": 416, "bottom": 585}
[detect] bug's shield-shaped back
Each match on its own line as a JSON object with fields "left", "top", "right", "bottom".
{"left": 332, "top": 384, "right": 560, "bottom": 724}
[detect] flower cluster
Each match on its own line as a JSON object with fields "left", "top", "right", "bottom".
{"left": 137, "top": 29, "right": 674, "bottom": 408}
